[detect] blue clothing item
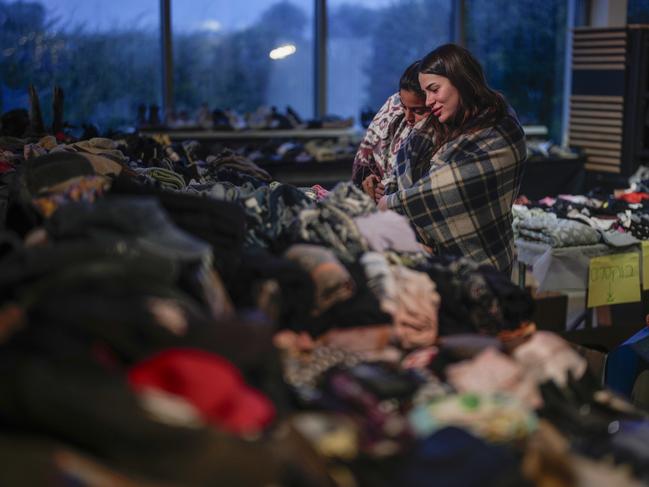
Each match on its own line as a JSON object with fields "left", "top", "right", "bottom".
{"left": 243, "top": 183, "right": 313, "bottom": 251}
{"left": 396, "top": 427, "right": 521, "bottom": 487}
{"left": 605, "top": 327, "right": 649, "bottom": 397}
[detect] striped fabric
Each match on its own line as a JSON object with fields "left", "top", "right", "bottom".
{"left": 384, "top": 113, "right": 527, "bottom": 274}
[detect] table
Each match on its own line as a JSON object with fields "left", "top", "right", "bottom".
{"left": 514, "top": 240, "right": 638, "bottom": 292}
{"left": 516, "top": 239, "right": 643, "bottom": 329}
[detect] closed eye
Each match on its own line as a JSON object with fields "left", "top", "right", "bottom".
{"left": 411, "top": 107, "right": 430, "bottom": 115}
{"left": 424, "top": 83, "right": 439, "bottom": 93}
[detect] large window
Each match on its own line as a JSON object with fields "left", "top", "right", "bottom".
{"left": 172, "top": 0, "right": 314, "bottom": 120}
{"left": 1, "top": 0, "right": 574, "bottom": 137}
{"left": 465, "top": 0, "right": 567, "bottom": 140}
{"left": 0, "top": 0, "right": 160, "bottom": 131}
{"left": 327, "top": 0, "right": 452, "bottom": 120}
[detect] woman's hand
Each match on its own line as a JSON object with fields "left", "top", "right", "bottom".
{"left": 373, "top": 181, "right": 385, "bottom": 202}
{"left": 361, "top": 174, "right": 380, "bottom": 200}
{"left": 377, "top": 196, "right": 389, "bottom": 211}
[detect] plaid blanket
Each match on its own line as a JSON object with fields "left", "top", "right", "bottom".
{"left": 384, "top": 113, "right": 527, "bottom": 274}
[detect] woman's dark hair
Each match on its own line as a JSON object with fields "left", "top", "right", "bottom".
{"left": 419, "top": 44, "right": 507, "bottom": 148}
{"left": 399, "top": 60, "right": 425, "bottom": 99}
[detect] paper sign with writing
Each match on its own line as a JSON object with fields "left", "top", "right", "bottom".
{"left": 588, "top": 252, "right": 640, "bottom": 308}
{"left": 643, "top": 242, "right": 649, "bottom": 290}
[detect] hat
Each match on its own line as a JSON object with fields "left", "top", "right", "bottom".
{"left": 23, "top": 152, "right": 95, "bottom": 195}
{"left": 46, "top": 196, "right": 212, "bottom": 263}
{"left": 128, "top": 348, "right": 275, "bottom": 435}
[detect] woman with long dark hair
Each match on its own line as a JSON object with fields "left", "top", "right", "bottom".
{"left": 377, "top": 44, "right": 527, "bottom": 275}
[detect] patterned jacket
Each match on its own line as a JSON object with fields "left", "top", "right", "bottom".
{"left": 352, "top": 93, "right": 424, "bottom": 187}
{"left": 384, "top": 113, "right": 527, "bottom": 274}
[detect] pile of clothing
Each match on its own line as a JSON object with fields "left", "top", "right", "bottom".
{"left": 512, "top": 184, "right": 649, "bottom": 249}
{"left": 191, "top": 136, "right": 360, "bottom": 167}
{"left": 0, "top": 132, "right": 647, "bottom": 486}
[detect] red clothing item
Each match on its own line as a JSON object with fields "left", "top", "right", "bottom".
{"left": 514, "top": 195, "right": 531, "bottom": 205}
{"left": 618, "top": 192, "right": 649, "bottom": 204}
{"left": 0, "top": 161, "right": 14, "bottom": 174}
{"left": 128, "top": 349, "right": 275, "bottom": 435}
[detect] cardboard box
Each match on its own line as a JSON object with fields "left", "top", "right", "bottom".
{"left": 529, "top": 289, "right": 568, "bottom": 333}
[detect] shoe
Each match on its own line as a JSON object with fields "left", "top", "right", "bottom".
{"left": 51, "top": 86, "right": 64, "bottom": 134}
{"left": 286, "top": 106, "right": 304, "bottom": 128}
{"left": 136, "top": 103, "right": 147, "bottom": 128}
{"left": 28, "top": 84, "right": 46, "bottom": 135}
{"left": 148, "top": 104, "right": 161, "bottom": 127}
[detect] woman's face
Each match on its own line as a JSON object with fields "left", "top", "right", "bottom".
{"left": 418, "top": 73, "right": 460, "bottom": 123}
{"left": 399, "top": 89, "right": 429, "bottom": 126}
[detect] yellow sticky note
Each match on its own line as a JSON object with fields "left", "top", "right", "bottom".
{"left": 643, "top": 242, "right": 649, "bottom": 291}
{"left": 588, "top": 252, "right": 641, "bottom": 307}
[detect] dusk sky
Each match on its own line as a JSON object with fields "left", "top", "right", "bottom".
{"left": 37, "top": 0, "right": 397, "bottom": 33}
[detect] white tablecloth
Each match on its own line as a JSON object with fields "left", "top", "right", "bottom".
{"left": 515, "top": 240, "right": 640, "bottom": 292}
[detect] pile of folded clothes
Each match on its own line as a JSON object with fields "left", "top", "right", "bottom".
{"left": 512, "top": 175, "right": 649, "bottom": 249}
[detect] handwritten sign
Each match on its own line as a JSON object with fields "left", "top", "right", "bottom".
{"left": 643, "top": 242, "right": 649, "bottom": 291}
{"left": 588, "top": 252, "right": 640, "bottom": 307}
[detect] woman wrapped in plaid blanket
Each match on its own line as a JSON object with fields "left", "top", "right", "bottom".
{"left": 377, "top": 44, "right": 527, "bottom": 275}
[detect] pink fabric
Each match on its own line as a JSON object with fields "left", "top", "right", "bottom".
{"left": 538, "top": 197, "right": 556, "bottom": 206}
{"left": 513, "top": 332, "right": 587, "bottom": 387}
{"left": 446, "top": 348, "right": 542, "bottom": 409}
{"left": 354, "top": 210, "right": 422, "bottom": 253}
{"left": 392, "top": 266, "right": 440, "bottom": 349}
{"left": 311, "top": 184, "right": 330, "bottom": 200}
